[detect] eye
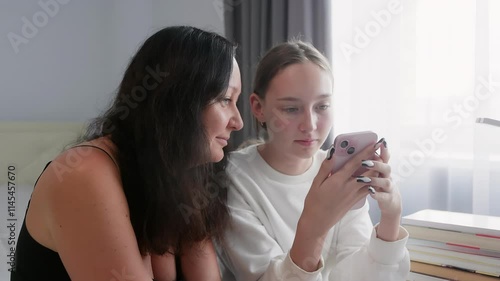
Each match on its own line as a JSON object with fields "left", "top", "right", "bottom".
{"left": 220, "top": 97, "right": 231, "bottom": 106}
{"left": 316, "top": 104, "right": 330, "bottom": 111}
{"left": 282, "top": 107, "right": 299, "bottom": 113}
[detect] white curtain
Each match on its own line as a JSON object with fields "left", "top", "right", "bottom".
{"left": 331, "top": 0, "right": 500, "bottom": 221}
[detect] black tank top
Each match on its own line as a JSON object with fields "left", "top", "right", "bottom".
{"left": 9, "top": 145, "right": 181, "bottom": 281}
{"left": 10, "top": 160, "right": 70, "bottom": 281}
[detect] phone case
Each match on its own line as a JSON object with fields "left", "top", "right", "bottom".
{"left": 331, "top": 131, "right": 378, "bottom": 209}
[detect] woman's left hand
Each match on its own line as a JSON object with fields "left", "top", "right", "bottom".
{"left": 362, "top": 139, "right": 402, "bottom": 241}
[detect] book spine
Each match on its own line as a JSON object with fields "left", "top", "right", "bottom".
{"left": 410, "top": 261, "right": 500, "bottom": 281}
{"left": 408, "top": 238, "right": 500, "bottom": 258}
{"left": 409, "top": 250, "right": 500, "bottom": 276}
{"left": 407, "top": 244, "right": 500, "bottom": 266}
{"left": 402, "top": 210, "right": 500, "bottom": 237}
{"left": 404, "top": 225, "right": 500, "bottom": 252}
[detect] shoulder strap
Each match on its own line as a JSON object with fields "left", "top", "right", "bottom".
{"left": 71, "top": 144, "right": 119, "bottom": 169}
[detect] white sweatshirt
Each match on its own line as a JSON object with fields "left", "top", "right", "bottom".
{"left": 217, "top": 145, "right": 410, "bottom": 281}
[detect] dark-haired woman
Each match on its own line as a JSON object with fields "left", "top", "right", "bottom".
{"left": 11, "top": 26, "right": 243, "bottom": 281}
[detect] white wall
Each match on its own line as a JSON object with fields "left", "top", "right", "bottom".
{"left": 0, "top": 0, "right": 225, "bottom": 122}
{"left": 152, "top": 0, "right": 225, "bottom": 34}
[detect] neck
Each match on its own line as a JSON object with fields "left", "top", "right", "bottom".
{"left": 258, "top": 143, "right": 313, "bottom": 175}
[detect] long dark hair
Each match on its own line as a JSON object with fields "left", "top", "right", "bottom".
{"left": 82, "top": 26, "right": 236, "bottom": 255}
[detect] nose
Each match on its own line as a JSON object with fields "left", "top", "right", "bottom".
{"left": 229, "top": 106, "right": 244, "bottom": 131}
{"left": 299, "top": 110, "right": 316, "bottom": 133}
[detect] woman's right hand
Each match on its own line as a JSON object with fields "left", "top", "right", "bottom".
{"left": 301, "top": 142, "right": 382, "bottom": 236}
{"left": 290, "top": 142, "right": 382, "bottom": 272}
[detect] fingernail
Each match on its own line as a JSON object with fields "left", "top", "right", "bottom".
{"left": 356, "top": 176, "right": 371, "bottom": 183}
{"left": 327, "top": 147, "right": 335, "bottom": 160}
{"left": 361, "top": 160, "right": 374, "bottom": 167}
{"left": 383, "top": 140, "right": 387, "bottom": 148}
{"left": 374, "top": 137, "right": 385, "bottom": 148}
{"left": 368, "top": 186, "right": 376, "bottom": 194}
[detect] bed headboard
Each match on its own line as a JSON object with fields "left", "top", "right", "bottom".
{"left": 0, "top": 122, "right": 85, "bottom": 186}
{"left": 0, "top": 122, "right": 84, "bottom": 278}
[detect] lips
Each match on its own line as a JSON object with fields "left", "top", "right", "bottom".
{"left": 295, "top": 139, "right": 317, "bottom": 146}
{"left": 216, "top": 137, "right": 229, "bottom": 146}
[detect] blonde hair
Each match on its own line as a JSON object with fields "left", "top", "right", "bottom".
{"left": 253, "top": 40, "right": 332, "bottom": 135}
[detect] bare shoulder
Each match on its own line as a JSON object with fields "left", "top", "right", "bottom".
{"left": 29, "top": 137, "right": 124, "bottom": 218}
{"left": 25, "top": 137, "right": 126, "bottom": 250}
{"left": 31, "top": 139, "right": 152, "bottom": 279}
{"left": 44, "top": 137, "right": 125, "bottom": 211}
{"left": 41, "top": 138, "right": 123, "bottom": 202}
{"left": 54, "top": 137, "right": 119, "bottom": 177}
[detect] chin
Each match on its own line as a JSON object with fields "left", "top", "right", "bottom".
{"left": 297, "top": 150, "right": 317, "bottom": 159}
{"left": 210, "top": 152, "right": 224, "bottom": 163}
{"left": 294, "top": 146, "right": 320, "bottom": 158}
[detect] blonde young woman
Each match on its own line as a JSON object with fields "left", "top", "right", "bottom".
{"left": 217, "top": 41, "right": 410, "bottom": 281}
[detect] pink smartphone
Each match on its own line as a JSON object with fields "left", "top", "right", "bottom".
{"left": 330, "top": 131, "right": 378, "bottom": 209}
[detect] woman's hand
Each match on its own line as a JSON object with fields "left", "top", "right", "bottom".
{"left": 364, "top": 140, "right": 403, "bottom": 241}
{"left": 152, "top": 240, "right": 221, "bottom": 281}
{"left": 291, "top": 141, "right": 383, "bottom": 271}
{"left": 301, "top": 141, "right": 384, "bottom": 236}
{"left": 151, "top": 252, "right": 176, "bottom": 281}
{"left": 367, "top": 142, "right": 402, "bottom": 219}
{"left": 181, "top": 239, "right": 221, "bottom": 281}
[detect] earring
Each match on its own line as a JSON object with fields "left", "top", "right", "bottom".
{"left": 260, "top": 122, "right": 267, "bottom": 129}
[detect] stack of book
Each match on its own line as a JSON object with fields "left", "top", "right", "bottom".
{"left": 402, "top": 209, "right": 500, "bottom": 281}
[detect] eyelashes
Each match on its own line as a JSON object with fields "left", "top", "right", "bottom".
{"left": 280, "top": 104, "right": 331, "bottom": 114}
{"left": 282, "top": 107, "right": 299, "bottom": 113}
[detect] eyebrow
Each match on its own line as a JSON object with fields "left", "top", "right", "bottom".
{"left": 227, "top": 85, "right": 241, "bottom": 95}
{"left": 276, "top": 94, "right": 332, "bottom": 101}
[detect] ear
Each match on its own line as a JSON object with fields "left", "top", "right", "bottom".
{"left": 249, "top": 93, "right": 265, "bottom": 123}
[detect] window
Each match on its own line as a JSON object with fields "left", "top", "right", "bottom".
{"left": 332, "top": 0, "right": 500, "bottom": 216}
